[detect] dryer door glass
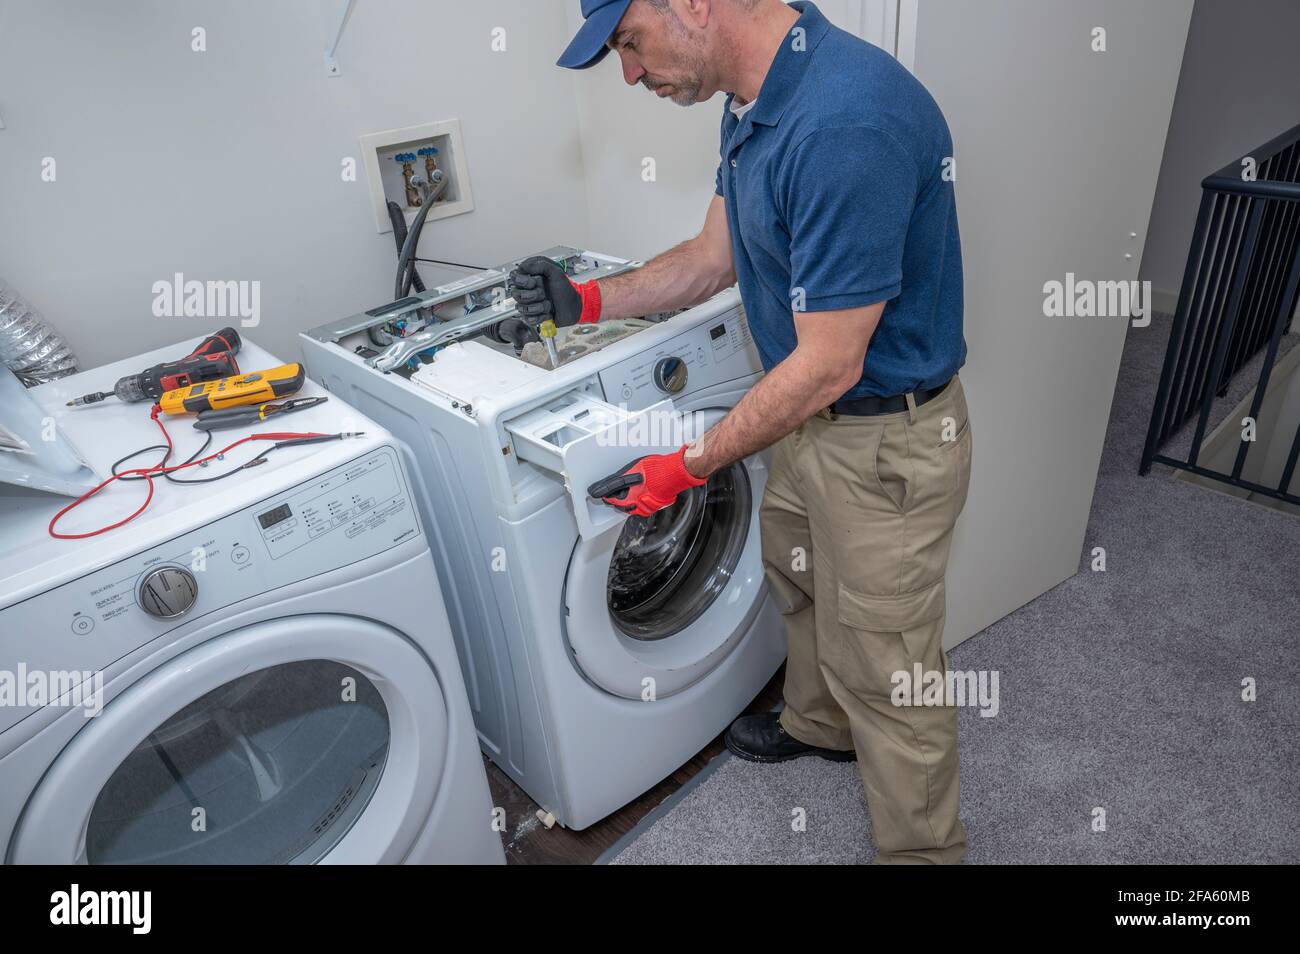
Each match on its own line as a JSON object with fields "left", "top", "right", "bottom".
{"left": 85, "top": 660, "right": 389, "bottom": 865}
{"left": 607, "top": 460, "right": 751, "bottom": 641}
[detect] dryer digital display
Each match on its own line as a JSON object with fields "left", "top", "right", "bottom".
{"left": 258, "top": 503, "right": 293, "bottom": 530}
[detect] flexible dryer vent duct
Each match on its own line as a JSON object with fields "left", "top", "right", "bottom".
{"left": 0, "top": 278, "right": 78, "bottom": 386}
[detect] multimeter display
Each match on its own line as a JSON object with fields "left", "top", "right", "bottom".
{"left": 258, "top": 503, "right": 293, "bottom": 530}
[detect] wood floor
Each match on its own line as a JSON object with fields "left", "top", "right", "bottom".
{"left": 485, "top": 666, "right": 785, "bottom": 865}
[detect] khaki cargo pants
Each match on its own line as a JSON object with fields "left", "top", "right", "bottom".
{"left": 761, "top": 374, "right": 972, "bottom": 864}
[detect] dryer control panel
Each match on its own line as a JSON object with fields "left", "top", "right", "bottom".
{"left": 597, "top": 306, "right": 762, "bottom": 411}
{"left": 0, "top": 445, "right": 421, "bottom": 738}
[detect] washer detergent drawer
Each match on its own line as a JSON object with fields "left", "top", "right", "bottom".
{"left": 506, "top": 393, "right": 679, "bottom": 539}
{"left": 0, "top": 446, "right": 420, "bottom": 737}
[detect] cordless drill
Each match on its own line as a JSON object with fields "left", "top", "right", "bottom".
{"left": 66, "top": 328, "right": 242, "bottom": 406}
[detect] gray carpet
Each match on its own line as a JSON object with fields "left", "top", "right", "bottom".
{"left": 611, "top": 313, "right": 1300, "bottom": 864}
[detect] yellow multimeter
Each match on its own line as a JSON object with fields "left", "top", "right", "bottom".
{"left": 157, "top": 363, "right": 307, "bottom": 416}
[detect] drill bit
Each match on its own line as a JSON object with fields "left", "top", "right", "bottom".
{"left": 66, "top": 375, "right": 149, "bottom": 406}
{"left": 66, "top": 392, "right": 111, "bottom": 407}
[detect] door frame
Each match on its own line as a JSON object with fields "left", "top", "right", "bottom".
{"left": 849, "top": 0, "right": 919, "bottom": 70}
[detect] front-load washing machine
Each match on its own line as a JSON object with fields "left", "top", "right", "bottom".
{"left": 302, "top": 247, "right": 786, "bottom": 829}
{"left": 0, "top": 336, "right": 504, "bottom": 864}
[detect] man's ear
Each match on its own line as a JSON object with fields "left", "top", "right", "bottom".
{"left": 677, "top": 0, "right": 713, "bottom": 30}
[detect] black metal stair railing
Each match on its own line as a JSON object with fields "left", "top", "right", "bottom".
{"left": 1140, "top": 123, "right": 1300, "bottom": 505}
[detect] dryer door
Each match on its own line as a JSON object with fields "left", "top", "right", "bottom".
{"left": 564, "top": 408, "right": 770, "bottom": 699}
{"left": 10, "top": 615, "right": 446, "bottom": 864}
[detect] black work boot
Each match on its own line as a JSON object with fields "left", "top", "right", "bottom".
{"left": 724, "top": 712, "right": 857, "bottom": 763}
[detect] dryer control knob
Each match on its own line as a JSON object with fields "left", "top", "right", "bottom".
{"left": 138, "top": 566, "right": 199, "bottom": 619}
{"left": 653, "top": 356, "right": 688, "bottom": 394}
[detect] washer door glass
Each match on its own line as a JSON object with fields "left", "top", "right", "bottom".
{"left": 85, "top": 660, "right": 389, "bottom": 865}
{"left": 607, "top": 459, "right": 751, "bottom": 641}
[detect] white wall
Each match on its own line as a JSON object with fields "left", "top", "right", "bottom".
{"left": 911, "top": 0, "right": 1192, "bottom": 646}
{"left": 1140, "top": 0, "right": 1300, "bottom": 305}
{"left": 0, "top": 0, "right": 592, "bottom": 368}
{"left": 567, "top": 20, "right": 722, "bottom": 260}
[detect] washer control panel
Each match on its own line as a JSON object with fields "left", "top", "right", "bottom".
{"left": 598, "top": 306, "right": 761, "bottom": 410}
{"left": 0, "top": 445, "right": 421, "bottom": 737}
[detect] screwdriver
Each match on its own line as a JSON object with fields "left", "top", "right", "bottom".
{"left": 67, "top": 328, "right": 242, "bottom": 406}
{"left": 539, "top": 319, "right": 560, "bottom": 369}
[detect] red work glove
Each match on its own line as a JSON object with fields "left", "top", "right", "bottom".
{"left": 572, "top": 278, "right": 602, "bottom": 324}
{"left": 587, "top": 445, "right": 706, "bottom": 517}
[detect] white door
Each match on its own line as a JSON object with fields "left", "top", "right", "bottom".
{"left": 564, "top": 405, "right": 771, "bottom": 700}
{"left": 11, "top": 615, "right": 447, "bottom": 865}
{"left": 791, "top": 0, "right": 916, "bottom": 66}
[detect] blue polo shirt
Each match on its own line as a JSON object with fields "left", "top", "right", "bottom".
{"left": 715, "top": 1, "right": 964, "bottom": 399}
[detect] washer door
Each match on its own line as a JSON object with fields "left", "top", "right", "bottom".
{"left": 10, "top": 615, "right": 446, "bottom": 865}
{"left": 564, "top": 409, "right": 769, "bottom": 699}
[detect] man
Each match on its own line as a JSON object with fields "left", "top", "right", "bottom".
{"left": 508, "top": 0, "right": 972, "bottom": 864}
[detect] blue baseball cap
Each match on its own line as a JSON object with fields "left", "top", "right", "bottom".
{"left": 558, "top": 0, "right": 634, "bottom": 70}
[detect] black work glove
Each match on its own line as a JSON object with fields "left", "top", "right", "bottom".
{"left": 486, "top": 316, "right": 539, "bottom": 349}
{"left": 510, "top": 257, "right": 583, "bottom": 328}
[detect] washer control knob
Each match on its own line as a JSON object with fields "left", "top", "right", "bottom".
{"left": 653, "top": 356, "right": 688, "bottom": 394}
{"left": 138, "top": 566, "right": 199, "bottom": 619}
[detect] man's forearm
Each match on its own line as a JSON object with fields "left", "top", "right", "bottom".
{"left": 685, "top": 350, "right": 855, "bottom": 479}
{"left": 598, "top": 237, "right": 735, "bottom": 320}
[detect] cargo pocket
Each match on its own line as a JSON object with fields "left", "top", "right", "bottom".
{"left": 834, "top": 579, "right": 948, "bottom": 694}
